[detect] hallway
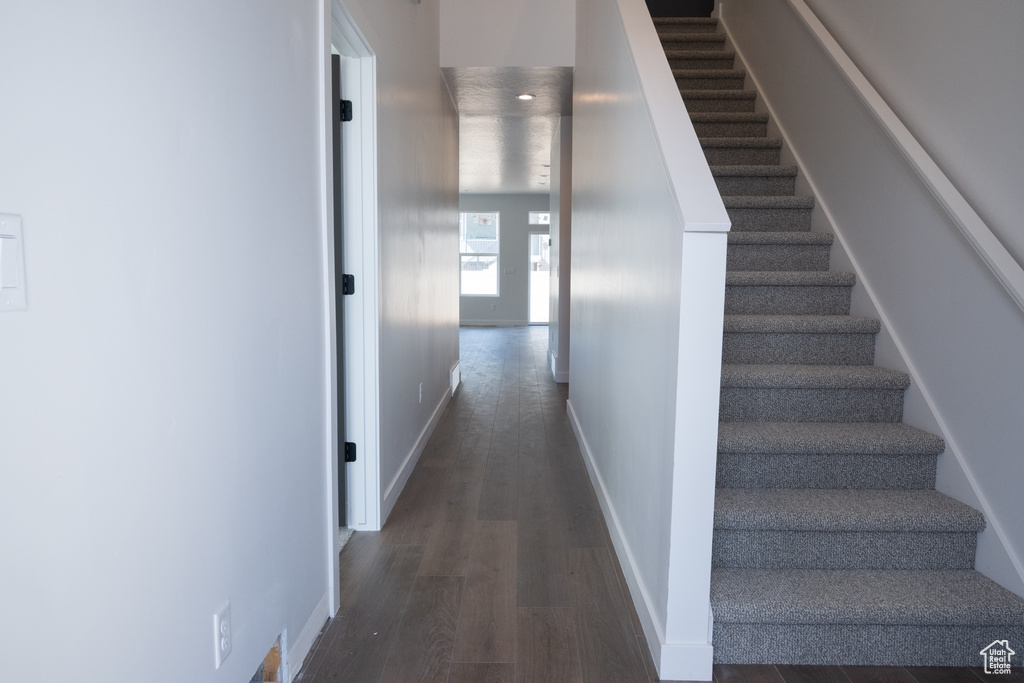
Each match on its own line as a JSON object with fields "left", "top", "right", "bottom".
{"left": 295, "top": 326, "right": 1013, "bottom": 683}
{"left": 299, "top": 325, "right": 655, "bottom": 682}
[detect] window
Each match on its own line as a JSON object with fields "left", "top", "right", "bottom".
{"left": 528, "top": 211, "right": 550, "bottom": 225}
{"left": 460, "top": 211, "right": 500, "bottom": 296}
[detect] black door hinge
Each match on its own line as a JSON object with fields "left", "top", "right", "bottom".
{"left": 342, "top": 274, "right": 355, "bottom": 295}
{"left": 340, "top": 100, "right": 353, "bottom": 122}
{"left": 344, "top": 442, "right": 357, "bottom": 463}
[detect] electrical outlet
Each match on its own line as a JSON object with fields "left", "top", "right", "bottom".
{"left": 213, "top": 601, "right": 231, "bottom": 669}
{"left": 418, "top": 382, "right": 423, "bottom": 403}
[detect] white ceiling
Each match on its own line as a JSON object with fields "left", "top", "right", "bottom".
{"left": 442, "top": 67, "right": 574, "bottom": 195}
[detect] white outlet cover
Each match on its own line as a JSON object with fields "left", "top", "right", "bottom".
{"left": 213, "top": 601, "right": 231, "bottom": 669}
{"left": 0, "top": 214, "right": 27, "bottom": 311}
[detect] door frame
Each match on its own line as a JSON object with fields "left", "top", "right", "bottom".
{"left": 324, "top": 1, "right": 381, "bottom": 616}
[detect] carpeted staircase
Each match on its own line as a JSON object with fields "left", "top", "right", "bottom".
{"left": 655, "top": 16, "right": 1024, "bottom": 666}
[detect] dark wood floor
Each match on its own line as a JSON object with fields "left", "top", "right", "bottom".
{"left": 296, "top": 326, "right": 1017, "bottom": 683}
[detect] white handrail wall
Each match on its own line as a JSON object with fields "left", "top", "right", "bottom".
{"left": 569, "top": 0, "right": 729, "bottom": 678}
{"left": 786, "top": 0, "right": 1024, "bottom": 314}
{"left": 720, "top": 0, "right": 1024, "bottom": 595}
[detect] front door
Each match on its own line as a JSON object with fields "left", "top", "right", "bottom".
{"left": 528, "top": 232, "right": 550, "bottom": 324}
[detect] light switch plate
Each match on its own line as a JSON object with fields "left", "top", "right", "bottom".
{"left": 0, "top": 213, "right": 27, "bottom": 311}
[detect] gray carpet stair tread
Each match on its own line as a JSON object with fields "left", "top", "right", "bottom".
{"left": 712, "top": 165, "right": 799, "bottom": 177}
{"left": 661, "top": 35, "right": 727, "bottom": 45}
{"left": 723, "top": 196, "right": 816, "bottom": 209}
{"left": 722, "top": 364, "right": 910, "bottom": 389}
{"left": 665, "top": 49, "right": 736, "bottom": 59}
{"left": 712, "top": 569, "right": 1024, "bottom": 624}
{"left": 723, "top": 314, "right": 876, "bottom": 333}
{"left": 727, "top": 271, "right": 855, "bottom": 286}
{"left": 702, "top": 136, "right": 782, "bottom": 148}
{"left": 690, "top": 112, "right": 769, "bottom": 123}
{"left": 718, "top": 421, "right": 944, "bottom": 454}
{"left": 727, "top": 232, "right": 833, "bottom": 246}
{"left": 673, "top": 68, "right": 747, "bottom": 78}
{"left": 681, "top": 90, "right": 756, "bottom": 101}
{"left": 714, "top": 489, "right": 985, "bottom": 532}
{"left": 654, "top": 17, "right": 719, "bottom": 25}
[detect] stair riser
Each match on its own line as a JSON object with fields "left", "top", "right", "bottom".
{"left": 677, "top": 74, "right": 746, "bottom": 90}
{"left": 716, "top": 175, "right": 796, "bottom": 196}
{"left": 661, "top": 38, "right": 728, "bottom": 53}
{"left": 716, "top": 453, "right": 937, "bottom": 489}
{"left": 714, "top": 624, "right": 1024, "bottom": 666}
{"left": 694, "top": 120, "right": 768, "bottom": 137}
{"left": 713, "top": 530, "right": 977, "bottom": 570}
{"left": 719, "top": 387, "right": 905, "bottom": 422}
{"left": 725, "top": 285, "right": 852, "bottom": 315}
{"left": 727, "top": 244, "right": 831, "bottom": 272}
{"left": 684, "top": 97, "right": 756, "bottom": 113}
{"left": 656, "top": 24, "right": 720, "bottom": 34}
{"left": 669, "top": 56, "right": 735, "bottom": 70}
{"left": 727, "top": 207, "right": 812, "bottom": 231}
{"left": 703, "top": 146, "right": 781, "bottom": 165}
{"left": 722, "top": 331, "right": 875, "bottom": 365}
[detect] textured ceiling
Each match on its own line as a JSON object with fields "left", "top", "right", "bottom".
{"left": 443, "top": 67, "right": 574, "bottom": 194}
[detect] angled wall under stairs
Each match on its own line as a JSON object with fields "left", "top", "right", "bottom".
{"left": 654, "top": 16, "right": 1024, "bottom": 666}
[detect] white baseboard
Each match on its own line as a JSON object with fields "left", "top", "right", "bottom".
{"left": 288, "top": 591, "right": 330, "bottom": 683}
{"left": 566, "top": 399, "right": 714, "bottom": 681}
{"left": 549, "top": 349, "right": 569, "bottom": 383}
{"left": 381, "top": 389, "right": 451, "bottom": 522}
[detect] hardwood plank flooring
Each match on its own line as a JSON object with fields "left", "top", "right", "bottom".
{"left": 418, "top": 480, "right": 481, "bottom": 577}
{"left": 566, "top": 547, "right": 649, "bottom": 683}
{"left": 716, "top": 664, "right": 788, "bottom": 683}
{"left": 379, "top": 575, "right": 463, "bottom": 683}
{"left": 452, "top": 520, "right": 518, "bottom": 663}
{"left": 843, "top": 667, "right": 920, "bottom": 683}
{"left": 449, "top": 663, "right": 515, "bottom": 683}
{"left": 378, "top": 465, "right": 448, "bottom": 546}
{"left": 516, "top": 607, "right": 583, "bottom": 683}
{"left": 299, "top": 327, "right": 995, "bottom": 683}
{"left": 776, "top": 666, "right": 854, "bottom": 683}
{"left": 305, "top": 544, "right": 424, "bottom": 682}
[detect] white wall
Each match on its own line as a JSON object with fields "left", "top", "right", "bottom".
{"left": 570, "top": 0, "right": 728, "bottom": 677}
{"left": 440, "top": 0, "right": 576, "bottom": 67}
{"left": 0, "top": 2, "right": 332, "bottom": 681}
{"left": 338, "top": 0, "right": 461, "bottom": 520}
{"left": 721, "top": 0, "right": 1024, "bottom": 595}
{"left": 548, "top": 117, "right": 572, "bottom": 382}
{"left": 801, "top": 0, "right": 1024, "bottom": 269}
{"left": 459, "top": 193, "right": 550, "bottom": 326}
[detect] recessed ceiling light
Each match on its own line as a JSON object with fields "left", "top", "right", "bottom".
{"left": 516, "top": 93, "right": 534, "bottom": 100}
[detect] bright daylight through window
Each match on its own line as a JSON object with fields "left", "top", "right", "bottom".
{"left": 460, "top": 212, "right": 500, "bottom": 296}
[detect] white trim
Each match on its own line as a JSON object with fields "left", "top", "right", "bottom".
{"left": 450, "top": 361, "right": 461, "bottom": 396}
{"left": 331, "top": 1, "right": 382, "bottom": 535}
{"left": 316, "top": 0, "right": 339, "bottom": 620}
{"left": 287, "top": 591, "right": 330, "bottom": 683}
{"left": 381, "top": 389, "right": 452, "bottom": 521}
{"left": 549, "top": 349, "right": 569, "bottom": 384}
{"left": 720, "top": 2, "right": 1024, "bottom": 594}
{"left": 614, "top": 0, "right": 731, "bottom": 234}
{"left": 780, "top": 0, "right": 1024, "bottom": 312}
{"left": 567, "top": 399, "right": 714, "bottom": 681}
